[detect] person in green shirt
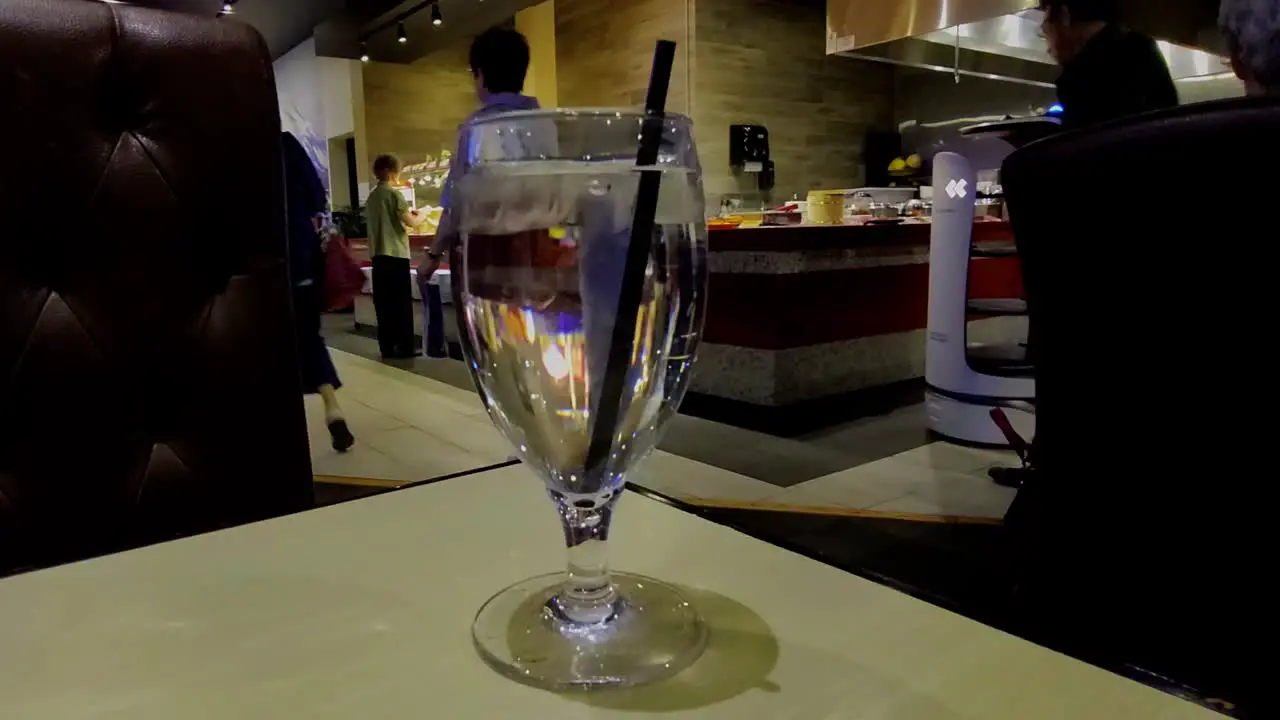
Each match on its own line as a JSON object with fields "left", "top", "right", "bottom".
{"left": 366, "top": 154, "right": 423, "bottom": 359}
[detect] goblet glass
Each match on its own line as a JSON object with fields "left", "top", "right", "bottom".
{"left": 454, "top": 108, "right": 708, "bottom": 689}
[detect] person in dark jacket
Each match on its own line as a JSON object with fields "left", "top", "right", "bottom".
{"left": 989, "top": 0, "right": 1180, "bottom": 490}
{"left": 282, "top": 132, "right": 353, "bottom": 452}
{"left": 1040, "top": 0, "right": 1179, "bottom": 130}
{"left": 1220, "top": 0, "right": 1280, "bottom": 96}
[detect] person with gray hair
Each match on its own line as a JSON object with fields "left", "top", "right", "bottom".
{"left": 1220, "top": 0, "right": 1280, "bottom": 95}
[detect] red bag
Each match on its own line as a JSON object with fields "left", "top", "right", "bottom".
{"left": 323, "top": 235, "right": 366, "bottom": 312}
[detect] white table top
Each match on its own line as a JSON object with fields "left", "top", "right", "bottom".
{"left": 0, "top": 463, "right": 1215, "bottom": 719}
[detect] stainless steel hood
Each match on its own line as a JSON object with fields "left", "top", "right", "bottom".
{"left": 827, "top": 0, "right": 1229, "bottom": 87}
{"left": 826, "top": 0, "right": 1031, "bottom": 50}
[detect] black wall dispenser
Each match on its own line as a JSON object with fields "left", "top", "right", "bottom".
{"left": 730, "top": 124, "right": 774, "bottom": 191}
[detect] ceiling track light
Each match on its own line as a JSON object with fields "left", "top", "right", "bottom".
{"left": 363, "top": 2, "right": 439, "bottom": 54}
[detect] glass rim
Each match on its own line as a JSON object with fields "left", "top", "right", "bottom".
{"left": 469, "top": 107, "right": 693, "bottom": 126}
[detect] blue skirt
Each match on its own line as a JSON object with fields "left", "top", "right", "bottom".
{"left": 293, "top": 282, "right": 340, "bottom": 393}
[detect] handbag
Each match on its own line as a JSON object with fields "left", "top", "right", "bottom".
{"left": 322, "top": 233, "right": 366, "bottom": 312}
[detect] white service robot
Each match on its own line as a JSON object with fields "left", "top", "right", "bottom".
{"left": 925, "top": 117, "right": 1059, "bottom": 447}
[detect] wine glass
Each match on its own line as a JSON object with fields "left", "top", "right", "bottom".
{"left": 454, "top": 108, "right": 709, "bottom": 689}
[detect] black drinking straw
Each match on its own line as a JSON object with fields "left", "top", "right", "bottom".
{"left": 583, "top": 40, "right": 677, "bottom": 477}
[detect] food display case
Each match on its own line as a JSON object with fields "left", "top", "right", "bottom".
{"left": 399, "top": 150, "right": 453, "bottom": 234}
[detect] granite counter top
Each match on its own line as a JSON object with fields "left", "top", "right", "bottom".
{"left": 708, "top": 220, "right": 1011, "bottom": 252}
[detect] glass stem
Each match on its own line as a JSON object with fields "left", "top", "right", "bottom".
{"left": 555, "top": 494, "right": 621, "bottom": 625}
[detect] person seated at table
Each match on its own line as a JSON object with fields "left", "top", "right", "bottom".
{"left": 366, "top": 153, "right": 423, "bottom": 359}
{"left": 991, "top": 0, "right": 1180, "bottom": 490}
{"left": 1038, "top": 0, "right": 1179, "bottom": 131}
{"left": 1219, "top": 0, "right": 1280, "bottom": 96}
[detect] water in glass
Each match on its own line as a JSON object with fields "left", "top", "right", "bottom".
{"left": 459, "top": 111, "right": 709, "bottom": 689}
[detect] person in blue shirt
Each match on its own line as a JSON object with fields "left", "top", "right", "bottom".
{"left": 422, "top": 27, "right": 540, "bottom": 280}
{"left": 421, "top": 27, "right": 539, "bottom": 420}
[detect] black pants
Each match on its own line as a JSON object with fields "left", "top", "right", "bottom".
{"left": 372, "top": 255, "right": 415, "bottom": 358}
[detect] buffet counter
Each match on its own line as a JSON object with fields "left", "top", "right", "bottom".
{"left": 691, "top": 220, "right": 1024, "bottom": 429}
{"left": 345, "top": 235, "right": 452, "bottom": 337}
{"left": 346, "top": 233, "right": 437, "bottom": 267}
{"left": 341, "top": 221, "right": 1025, "bottom": 432}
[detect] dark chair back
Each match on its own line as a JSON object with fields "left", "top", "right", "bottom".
{"left": 1002, "top": 97, "right": 1276, "bottom": 707}
{"left": 0, "top": 0, "right": 312, "bottom": 573}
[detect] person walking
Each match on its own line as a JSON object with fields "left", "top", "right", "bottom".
{"left": 282, "top": 132, "right": 354, "bottom": 452}
{"left": 366, "top": 154, "right": 423, "bottom": 359}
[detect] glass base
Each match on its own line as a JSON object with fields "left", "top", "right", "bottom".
{"left": 472, "top": 571, "right": 707, "bottom": 690}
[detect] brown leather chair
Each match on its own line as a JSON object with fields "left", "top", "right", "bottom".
{"left": 0, "top": 0, "right": 313, "bottom": 574}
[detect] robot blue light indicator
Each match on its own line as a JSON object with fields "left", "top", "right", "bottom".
{"left": 1047, "top": 103, "right": 1065, "bottom": 115}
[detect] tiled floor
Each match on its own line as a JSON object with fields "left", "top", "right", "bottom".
{"left": 316, "top": 310, "right": 1027, "bottom": 518}
{"left": 764, "top": 444, "right": 1019, "bottom": 520}
{"left": 317, "top": 307, "right": 1025, "bottom": 519}
{"left": 629, "top": 450, "right": 780, "bottom": 504}
{"left": 306, "top": 349, "right": 781, "bottom": 505}
{"left": 321, "top": 312, "right": 965, "bottom": 490}
{"left": 308, "top": 345, "right": 1019, "bottom": 520}
{"left": 304, "top": 349, "right": 506, "bottom": 484}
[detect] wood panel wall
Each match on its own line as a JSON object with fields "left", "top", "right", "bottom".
{"left": 553, "top": 0, "right": 692, "bottom": 116}
{"left": 555, "top": 0, "right": 896, "bottom": 205}
{"left": 516, "top": 0, "right": 561, "bottom": 107}
{"left": 359, "top": 0, "right": 895, "bottom": 209}
{"left": 361, "top": 44, "right": 476, "bottom": 178}
{"left": 693, "top": 0, "right": 895, "bottom": 204}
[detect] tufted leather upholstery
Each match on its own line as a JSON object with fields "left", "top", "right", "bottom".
{"left": 0, "top": 0, "right": 312, "bottom": 574}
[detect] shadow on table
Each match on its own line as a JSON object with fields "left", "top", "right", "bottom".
{"left": 567, "top": 585, "right": 974, "bottom": 718}
{"left": 568, "top": 585, "right": 779, "bottom": 713}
